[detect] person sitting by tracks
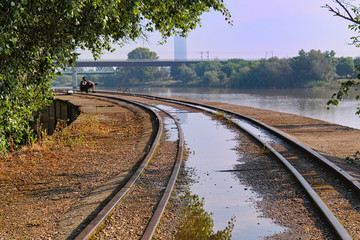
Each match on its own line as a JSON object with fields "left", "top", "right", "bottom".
{"left": 80, "top": 76, "right": 97, "bottom": 93}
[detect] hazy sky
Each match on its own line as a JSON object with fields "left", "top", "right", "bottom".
{"left": 79, "top": 0, "right": 360, "bottom": 60}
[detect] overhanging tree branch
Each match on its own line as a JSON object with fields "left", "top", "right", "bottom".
{"left": 0, "top": 0, "right": 232, "bottom": 152}
{"left": 324, "top": 0, "right": 358, "bottom": 24}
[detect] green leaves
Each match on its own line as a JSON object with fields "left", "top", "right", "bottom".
{"left": 0, "top": 0, "right": 231, "bottom": 151}
{"left": 127, "top": 47, "right": 159, "bottom": 60}
{"left": 327, "top": 77, "right": 360, "bottom": 114}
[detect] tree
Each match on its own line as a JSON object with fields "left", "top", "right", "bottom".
{"left": 221, "top": 63, "right": 236, "bottom": 78}
{"left": 171, "top": 64, "right": 197, "bottom": 84}
{"left": 193, "top": 61, "right": 221, "bottom": 78}
{"left": 354, "top": 56, "right": 360, "bottom": 67}
{"left": 225, "top": 59, "right": 254, "bottom": 88}
{"left": 252, "top": 57, "right": 292, "bottom": 88}
{"left": 336, "top": 57, "right": 355, "bottom": 77}
{"left": 325, "top": 1, "right": 360, "bottom": 114}
{"left": 0, "top": 0, "right": 231, "bottom": 151}
{"left": 204, "top": 71, "right": 221, "bottom": 87}
{"left": 228, "top": 66, "right": 252, "bottom": 88}
{"left": 325, "top": 1, "right": 360, "bottom": 47}
{"left": 128, "top": 47, "right": 158, "bottom": 60}
{"left": 290, "top": 49, "right": 336, "bottom": 87}
{"left": 126, "top": 47, "right": 160, "bottom": 84}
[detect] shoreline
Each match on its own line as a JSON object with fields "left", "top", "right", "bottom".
{"left": 177, "top": 97, "right": 360, "bottom": 179}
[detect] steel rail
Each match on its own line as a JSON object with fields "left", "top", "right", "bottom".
{"left": 133, "top": 93, "right": 360, "bottom": 194}
{"left": 74, "top": 93, "right": 184, "bottom": 240}
{"left": 74, "top": 96, "right": 163, "bottom": 240}
{"left": 233, "top": 115, "right": 352, "bottom": 240}
{"left": 124, "top": 93, "right": 354, "bottom": 240}
{"left": 141, "top": 106, "right": 184, "bottom": 240}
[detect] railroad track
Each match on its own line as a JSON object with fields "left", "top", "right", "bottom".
{"left": 71, "top": 91, "right": 360, "bottom": 239}
{"left": 72, "top": 95, "right": 184, "bottom": 239}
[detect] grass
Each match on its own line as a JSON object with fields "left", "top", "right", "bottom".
{"left": 25, "top": 112, "right": 103, "bottom": 153}
{"left": 345, "top": 151, "right": 360, "bottom": 164}
{"left": 214, "top": 111, "right": 234, "bottom": 124}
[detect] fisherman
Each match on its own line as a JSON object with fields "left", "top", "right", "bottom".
{"left": 80, "top": 76, "right": 96, "bottom": 93}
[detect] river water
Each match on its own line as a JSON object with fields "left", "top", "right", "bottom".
{"left": 159, "top": 104, "right": 285, "bottom": 239}
{"left": 129, "top": 87, "right": 360, "bottom": 130}
{"left": 120, "top": 87, "right": 359, "bottom": 238}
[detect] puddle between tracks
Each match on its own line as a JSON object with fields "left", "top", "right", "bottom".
{"left": 157, "top": 104, "right": 285, "bottom": 239}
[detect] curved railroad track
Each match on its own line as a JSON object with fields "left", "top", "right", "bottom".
{"left": 70, "top": 91, "right": 360, "bottom": 239}
{"left": 71, "top": 95, "right": 184, "bottom": 239}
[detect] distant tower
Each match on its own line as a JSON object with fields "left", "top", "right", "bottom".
{"left": 174, "top": 36, "right": 187, "bottom": 60}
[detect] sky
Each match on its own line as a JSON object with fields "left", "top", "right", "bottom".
{"left": 79, "top": 0, "right": 360, "bottom": 60}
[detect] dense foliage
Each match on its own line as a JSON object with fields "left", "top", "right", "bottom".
{"left": 0, "top": 0, "right": 231, "bottom": 152}
{"left": 84, "top": 49, "right": 356, "bottom": 89}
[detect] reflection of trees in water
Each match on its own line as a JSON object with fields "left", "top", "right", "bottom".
{"left": 175, "top": 191, "right": 235, "bottom": 240}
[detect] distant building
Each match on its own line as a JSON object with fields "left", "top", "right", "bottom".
{"left": 174, "top": 36, "right": 187, "bottom": 60}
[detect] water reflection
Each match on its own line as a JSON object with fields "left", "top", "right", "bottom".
{"left": 163, "top": 117, "right": 178, "bottom": 142}
{"left": 134, "top": 87, "right": 360, "bottom": 129}
{"left": 175, "top": 191, "right": 235, "bottom": 240}
{"left": 156, "top": 104, "right": 285, "bottom": 239}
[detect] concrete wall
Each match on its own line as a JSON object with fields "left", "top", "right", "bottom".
{"left": 36, "top": 99, "right": 80, "bottom": 135}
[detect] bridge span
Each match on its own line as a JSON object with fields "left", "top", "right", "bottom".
{"left": 74, "top": 59, "right": 206, "bottom": 67}
{"left": 68, "top": 59, "right": 220, "bottom": 88}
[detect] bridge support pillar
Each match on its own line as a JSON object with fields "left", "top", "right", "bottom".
{"left": 72, "top": 67, "right": 77, "bottom": 89}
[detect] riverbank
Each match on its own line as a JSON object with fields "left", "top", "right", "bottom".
{"left": 1, "top": 93, "right": 360, "bottom": 239}
{"left": 128, "top": 87, "right": 360, "bottom": 130}
{"left": 190, "top": 98, "right": 360, "bottom": 180}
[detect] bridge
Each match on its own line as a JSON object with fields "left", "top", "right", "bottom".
{"left": 75, "top": 59, "right": 205, "bottom": 67}
{"left": 66, "top": 59, "right": 212, "bottom": 89}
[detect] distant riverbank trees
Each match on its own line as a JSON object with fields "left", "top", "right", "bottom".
{"left": 89, "top": 49, "right": 357, "bottom": 89}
